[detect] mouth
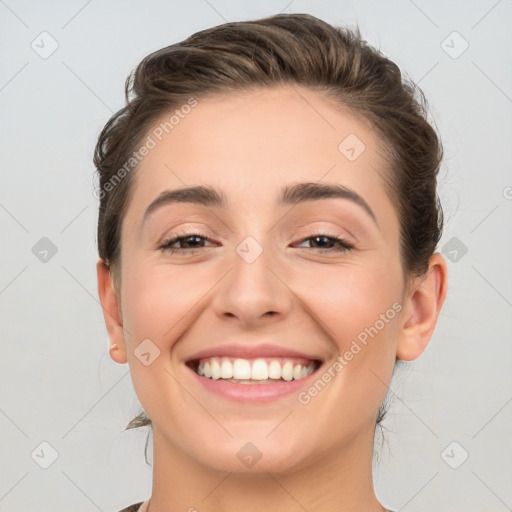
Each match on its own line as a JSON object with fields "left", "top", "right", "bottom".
{"left": 186, "top": 356, "right": 322, "bottom": 385}
{"left": 183, "top": 343, "right": 325, "bottom": 402}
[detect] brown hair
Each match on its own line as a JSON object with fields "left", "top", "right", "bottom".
{"left": 94, "top": 13, "right": 443, "bottom": 463}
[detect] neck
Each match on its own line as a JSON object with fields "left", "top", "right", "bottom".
{"left": 146, "top": 422, "right": 386, "bottom": 512}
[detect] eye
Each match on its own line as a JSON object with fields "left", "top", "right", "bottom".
{"left": 295, "top": 233, "right": 353, "bottom": 252}
{"left": 159, "top": 233, "right": 213, "bottom": 254}
{"left": 158, "top": 232, "right": 353, "bottom": 254}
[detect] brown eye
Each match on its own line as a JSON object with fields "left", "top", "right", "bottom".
{"left": 159, "top": 233, "right": 213, "bottom": 253}
{"left": 296, "top": 234, "right": 353, "bottom": 252}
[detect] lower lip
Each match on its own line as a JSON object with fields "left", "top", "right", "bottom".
{"left": 186, "top": 363, "right": 322, "bottom": 403}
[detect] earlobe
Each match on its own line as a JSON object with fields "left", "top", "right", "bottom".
{"left": 96, "top": 258, "right": 127, "bottom": 364}
{"left": 396, "top": 252, "right": 448, "bottom": 361}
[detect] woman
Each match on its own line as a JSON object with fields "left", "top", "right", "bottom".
{"left": 94, "top": 13, "right": 447, "bottom": 512}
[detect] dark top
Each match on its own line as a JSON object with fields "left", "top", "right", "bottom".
{"left": 119, "top": 504, "right": 396, "bottom": 512}
{"left": 119, "top": 504, "right": 144, "bottom": 512}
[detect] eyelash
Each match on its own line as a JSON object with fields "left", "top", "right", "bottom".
{"left": 158, "top": 231, "right": 354, "bottom": 254}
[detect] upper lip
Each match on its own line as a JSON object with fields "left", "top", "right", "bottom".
{"left": 185, "top": 343, "right": 323, "bottom": 362}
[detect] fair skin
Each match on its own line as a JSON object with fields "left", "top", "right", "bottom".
{"left": 97, "top": 85, "right": 447, "bottom": 512}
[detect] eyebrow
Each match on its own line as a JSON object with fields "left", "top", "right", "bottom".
{"left": 141, "top": 182, "right": 377, "bottom": 228}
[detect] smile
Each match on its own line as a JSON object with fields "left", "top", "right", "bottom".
{"left": 191, "top": 357, "right": 319, "bottom": 383}
{"left": 184, "top": 343, "right": 325, "bottom": 402}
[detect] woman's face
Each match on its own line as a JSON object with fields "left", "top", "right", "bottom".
{"left": 109, "top": 85, "right": 409, "bottom": 473}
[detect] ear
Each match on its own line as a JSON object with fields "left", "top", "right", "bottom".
{"left": 396, "top": 252, "right": 448, "bottom": 361}
{"left": 96, "top": 258, "right": 127, "bottom": 364}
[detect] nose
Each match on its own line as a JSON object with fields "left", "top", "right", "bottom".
{"left": 211, "top": 239, "right": 294, "bottom": 328}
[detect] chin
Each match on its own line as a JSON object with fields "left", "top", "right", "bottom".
{"left": 187, "top": 435, "right": 309, "bottom": 476}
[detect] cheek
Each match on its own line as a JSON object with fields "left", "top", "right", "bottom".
{"left": 119, "top": 262, "right": 211, "bottom": 409}
{"left": 120, "top": 259, "right": 212, "bottom": 346}
{"left": 299, "top": 261, "right": 401, "bottom": 343}
{"left": 300, "top": 267, "right": 400, "bottom": 408}
{"left": 301, "top": 261, "right": 401, "bottom": 402}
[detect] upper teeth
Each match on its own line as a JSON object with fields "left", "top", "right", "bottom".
{"left": 196, "top": 357, "right": 316, "bottom": 381}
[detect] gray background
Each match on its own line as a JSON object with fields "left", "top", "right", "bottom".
{"left": 1, "top": 0, "right": 511, "bottom": 510}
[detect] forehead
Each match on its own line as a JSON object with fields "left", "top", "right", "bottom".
{"left": 126, "top": 85, "right": 394, "bottom": 222}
